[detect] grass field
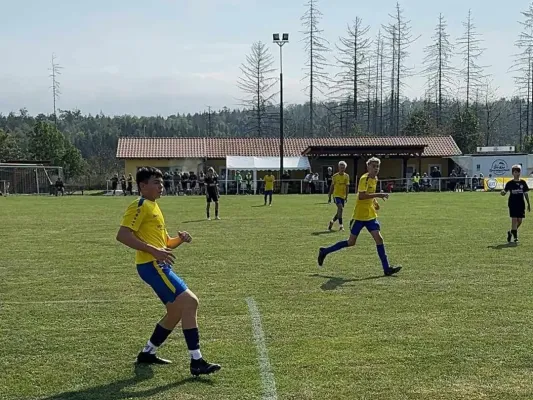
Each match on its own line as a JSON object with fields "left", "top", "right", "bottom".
{"left": 2, "top": 192, "right": 533, "bottom": 400}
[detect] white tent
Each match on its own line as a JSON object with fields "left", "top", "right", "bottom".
{"left": 225, "top": 156, "right": 311, "bottom": 194}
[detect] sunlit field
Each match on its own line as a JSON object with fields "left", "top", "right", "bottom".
{"left": 2, "top": 193, "right": 533, "bottom": 400}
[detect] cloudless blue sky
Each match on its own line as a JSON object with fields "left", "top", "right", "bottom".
{"left": 0, "top": 0, "right": 527, "bottom": 116}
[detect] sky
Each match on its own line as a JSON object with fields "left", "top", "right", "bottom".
{"left": 0, "top": 0, "right": 528, "bottom": 116}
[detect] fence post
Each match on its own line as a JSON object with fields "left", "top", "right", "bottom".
{"left": 35, "top": 168, "right": 40, "bottom": 194}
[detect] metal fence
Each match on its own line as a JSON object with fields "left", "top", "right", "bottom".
{"left": 80, "top": 176, "right": 493, "bottom": 196}
{"left": 0, "top": 164, "right": 64, "bottom": 195}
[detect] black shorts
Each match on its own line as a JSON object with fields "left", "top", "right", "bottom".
{"left": 509, "top": 207, "right": 525, "bottom": 219}
{"left": 206, "top": 190, "right": 219, "bottom": 203}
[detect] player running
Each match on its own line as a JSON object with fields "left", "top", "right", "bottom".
{"left": 327, "top": 161, "right": 350, "bottom": 231}
{"left": 501, "top": 164, "right": 530, "bottom": 243}
{"left": 116, "top": 167, "right": 221, "bottom": 376}
{"left": 318, "top": 157, "right": 402, "bottom": 277}
{"left": 205, "top": 167, "right": 220, "bottom": 220}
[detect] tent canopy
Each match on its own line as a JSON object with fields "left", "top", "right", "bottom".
{"left": 226, "top": 156, "right": 310, "bottom": 171}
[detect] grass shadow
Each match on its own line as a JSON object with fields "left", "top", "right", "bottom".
{"left": 315, "top": 202, "right": 330, "bottom": 205}
{"left": 38, "top": 364, "right": 214, "bottom": 400}
{"left": 487, "top": 243, "right": 517, "bottom": 250}
{"left": 251, "top": 205, "right": 266, "bottom": 208}
{"left": 181, "top": 220, "right": 207, "bottom": 224}
{"left": 310, "top": 273, "right": 385, "bottom": 291}
{"left": 311, "top": 231, "right": 336, "bottom": 236}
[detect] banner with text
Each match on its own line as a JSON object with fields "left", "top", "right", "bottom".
{"left": 484, "top": 177, "right": 533, "bottom": 191}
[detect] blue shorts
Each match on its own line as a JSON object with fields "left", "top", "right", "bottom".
{"left": 137, "top": 261, "right": 188, "bottom": 304}
{"left": 334, "top": 197, "right": 345, "bottom": 207}
{"left": 350, "top": 219, "right": 380, "bottom": 236}
{"left": 264, "top": 190, "right": 273, "bottom": 196}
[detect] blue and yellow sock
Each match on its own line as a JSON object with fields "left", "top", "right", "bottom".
{"left": 324, "top": 240, "right": 349, "bottom": 255}
{"left": 376, "top": 244, "right": 390, "bottom": 272}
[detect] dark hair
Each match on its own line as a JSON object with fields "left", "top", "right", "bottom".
{"left": 136, "top": 166, "right": 163, "bottom": 186}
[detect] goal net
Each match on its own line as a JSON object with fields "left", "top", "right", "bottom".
{"left": 0, "top": 163, "right": 64, "bottom": 195}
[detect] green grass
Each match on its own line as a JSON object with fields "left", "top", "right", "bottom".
{"left": 2, "top": 193, "right": 533, "bottom": 400}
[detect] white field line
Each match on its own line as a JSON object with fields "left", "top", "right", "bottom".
{"left": 246, "top": 297, "right": 278, "bottom": 400}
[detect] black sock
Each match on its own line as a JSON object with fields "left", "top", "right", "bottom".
{"left": 183, "top": 327, "right": 200, "bottom": 350}
{"left": 512, "top": 229, "right": 518, "bottom": 240}
{"left": 207, "top": 209, "right": 210, "bottom": 218}
{"left": 339, "top": 217, "right": 343, "bottom": 225}
{"left": 143, "top": 323, "right": 172, "bottom": 352}
{"left": 215, "top": 207, "right": 219, "bottom": 217}
{"left": 333, "top": 215, "right": 338, "bottom": 222}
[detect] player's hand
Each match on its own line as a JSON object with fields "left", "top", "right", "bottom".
{"left": 501, "top": 190, "right": 506, "bottom": 196}
{"left": 150, "top": 247, "right": 176, "bottom": 265}
{"left": 179, "top": 231, "right": 192, "bottom": 243}
{"left": 528, "top": 205, "right": 531, "bottom": 212}
{"left": 380, "top": 193, "right": 389, "bottom": 200}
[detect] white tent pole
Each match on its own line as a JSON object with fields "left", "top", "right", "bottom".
{"left": 253, "top": 170, "right": 257, "bottom": 195}
{"left": 225, "top": 169, "right": 228, "bottom": 195}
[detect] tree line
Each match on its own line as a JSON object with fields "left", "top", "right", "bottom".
{"left": 3, "top": 1, "right": 533, "bottom": 182}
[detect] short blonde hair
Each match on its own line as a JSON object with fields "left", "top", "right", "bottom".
{"left": 338, "top": 161, "right": 347, "bottom": 168}
{"left": 366, "top": 157, "right": 381, "bottom": 166}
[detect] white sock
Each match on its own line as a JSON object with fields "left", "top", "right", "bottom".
{"left": 189, "top": 349, "right": 202, "bottom": 360}
{"left": 142, "top": 340, "right": 158, "bottom": 355}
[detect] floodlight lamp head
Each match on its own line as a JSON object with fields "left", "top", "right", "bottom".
{"left": 282, "top": 33, "right": 289, "bottom": 41}
{"left": 273, "top": 33, "right": 280, "bottom": 42}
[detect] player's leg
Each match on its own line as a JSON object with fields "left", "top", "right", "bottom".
{"left": 328, "top": 199, "right": 342, "bottom": 230}
{"left": 511, "top": 217, "right": 519, "bottom": 242}
{"left": 206, "top": 196, "right": 211, "bottom": 220}
{"left": 173, "top": 288, "right": 221, "bottom": 376}
{"left": 136, "top": 262, "right": 188, "bottom": 364}
{"left": 338, "top": 202, "right": 345, "bottom": 230}
{"left": 214, "top": 200, "right": 220, "bottom": 219}
{"left": 264, "top": 191, "right": 267, "bottom": 205}
{"left": 269, "top": 191, "right": 273, "bottom": 206}
{"left": 318, "top": 220, "right": 361, "bottom": 267}
{"left": 368, "top": 223, "right": 401, "bottom": 276}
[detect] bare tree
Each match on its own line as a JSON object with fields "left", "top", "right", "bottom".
{"left": 331, "top": 17, "right": 371, "bottom": 125}
{"left": 366, "top": 57, "right": 373, "bottom": 132}
{"left": 301, "top": 0, "right": 330, "bottom": 135}
{"left": 383, "top": 3, "right": 418, "bottom": 135}
{"left": 49, "top": 54, "right": 62, "bottom": 126}
{"left": 482, "top": 79, "right": 502, "bottom": 146}
{"left": 237, "top": 42, "right": 278, "bottom": 136}
{"left": 513, "top": 3, "right": 533, "bottom": 142}
{"left": 457, "top": 10, "right": 486, "bottom": 109}
{"left": 372, "top": 32, "right": 384, "bottom": 133}
{"left": 423, "top": 14, "right": 455, "bottom": 127}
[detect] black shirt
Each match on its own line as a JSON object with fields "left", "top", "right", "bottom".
{"left": 325, "top": 173, "right": 333, "bottom": 184}
{"left": 505, "top": 179, "right": 529, "bottom": 209}
{"left": 205, "top": 175, "right": 218, "bottom": 189}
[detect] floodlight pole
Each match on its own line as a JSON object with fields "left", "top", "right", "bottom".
{"left": 274, "top": 34, "right": 288, "bottom": 192}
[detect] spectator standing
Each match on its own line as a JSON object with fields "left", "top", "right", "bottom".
{"left": 127, "top": 173, "right": 134, "bottom": 195}
{"left": 120, "top": 175, "right": 127, "bottom": 196}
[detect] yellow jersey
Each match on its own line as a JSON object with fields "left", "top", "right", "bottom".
{"left": 264, "top": 175, "right": 275, "bottom": 191}
{"left": 332, "top": 172, "right": 350, "bottom": 199}
{"left": 120, "top": 198, "right": 168, "bottom": 264}
{"left": 353, "top": 173, "right": 378, "bottom": 221}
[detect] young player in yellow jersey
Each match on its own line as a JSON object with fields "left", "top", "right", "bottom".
{"left": 327, "top": 161, "right": 350, "bottom": 231}
{"left": 263, "top": 170, "right": 275, "bottom": 206}
{"left": 116, "top": 167, "right": 221, "bottom": 376}
{"left": 318, "top": 157, "right": 402, "bottom": 276}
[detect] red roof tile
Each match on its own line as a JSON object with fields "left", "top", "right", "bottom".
{"left": 116, "top": 136, "right": 461, "bottom": 159}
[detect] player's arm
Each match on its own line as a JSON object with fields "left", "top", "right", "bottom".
{"left": 358, "top": 178, "right": 387, "bottom": 200}
{"left": 501, "top": 182, "right": 511, "bottom": 196}
{"left": 345, "top": 177, "right": 350, "bottom": 200}
{"left": 328, "top": 179, "right": 335, "bottom": 196}
{"left": 166, "top": 231, "right": 192, "bottom": 249}
{"left": 524, "top": 182, "right": 531, "bottom": 210}
{"left": 117, "top": 204, "right": 175, "bottom": 263}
